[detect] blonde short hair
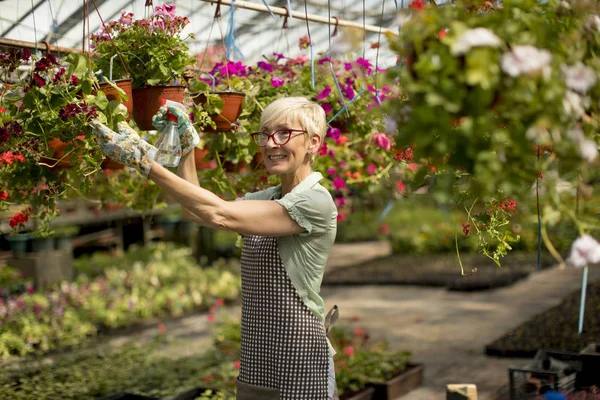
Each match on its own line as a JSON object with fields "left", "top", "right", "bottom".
{"left": 260, "top": 97, "right": 327, "bottom": 143}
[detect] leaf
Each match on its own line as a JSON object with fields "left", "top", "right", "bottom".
{"left": 65, "top": 53, "right": 89, "bottom": 77}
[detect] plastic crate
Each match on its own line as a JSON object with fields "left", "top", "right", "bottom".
{"left": 509, "top": 350, "right": 581, "bottom": 400}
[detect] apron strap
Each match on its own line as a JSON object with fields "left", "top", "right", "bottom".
{"left": 324, "top": 305, "right": 339, "bottom": 334}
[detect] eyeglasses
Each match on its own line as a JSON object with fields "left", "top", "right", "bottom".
{"left": 251, "top": 129, "right": 307, "bottom": 147}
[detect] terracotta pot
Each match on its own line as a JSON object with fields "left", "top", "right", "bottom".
{"left": 191, "top": 91, "right": 246, "bottom": 132}
{"left": 132, "top": 85, "right": 186, "bottom": 131}
{"left": 194, "top": 148, "right": 211, "bottom": 170}
{"left": 44, "top": 136, "right": 123, "bottom": 170}
{"left": 98, "top": 78, "right": 134, "bottom": 118}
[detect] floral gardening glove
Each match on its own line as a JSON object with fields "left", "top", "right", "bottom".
{"left": 91, "top": 121, "right": 158, "bottom": 178}
{"left": 151, "top": 101, "right": 200, "bottom": 156}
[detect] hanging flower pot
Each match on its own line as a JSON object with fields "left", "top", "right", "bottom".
{"left": 194, "top": 148, "right": 212, "bottom": 170}
{"left": 98, "top": 78, "right": 134, "bottom": 118}
{"left": 132, "top": 85, "right": 186, "bottom": 131}
{"left": 191, "top": 91, "right": 246, "bottom": 132}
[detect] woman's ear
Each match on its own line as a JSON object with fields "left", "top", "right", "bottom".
{"left": 308, "top": 134, "right": 321, "bottom": 154}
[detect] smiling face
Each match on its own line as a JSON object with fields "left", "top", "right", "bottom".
{"left": 258, "top": 98, "right": 326, "bottom": 185}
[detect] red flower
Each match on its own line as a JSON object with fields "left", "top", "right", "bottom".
{"left": 538, "top": 171, "right": 544, "bottom": 179}
{"left": 409, "top": 0, "right": 425, "bottom": 11}
{"left": 0, "top": 191, "right": 8, "bottom": 200}
{"left": 396, "top": 181, "right": 406, "bottom": 194}
{"left": 157, "top": 322, "right": 167, "bottom": 334}
{"left": 379, "top": 223, "right": 389, "bottom": 235}
{"left": 203, "top": 375, "right": 214, "bottom": 383}
{"left": 215, "top": 298, "right": 225, "bottom": 307}
{"left": 462, "top": 223, "right": 470, "bottom": 236}
{"left": 9, "top": 212, "right": 28, "bottom": 228}
{"left": 14, "top": 153, "right": 25, "bottom": 162}
{"left": 353, "top": 327, "right": 365, "bottom": 336}
{"left": 233, "top": 360, "right": 241, "bottom": 369}
{"left": 437, "top": 29, "right": 448, "bottom": 39}
{"left": 207, "top": 314, "right": 215, "bottom": 322}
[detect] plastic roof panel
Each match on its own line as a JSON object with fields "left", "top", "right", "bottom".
{"left": 0, "top": 0, "right": 408, "bottom": 68}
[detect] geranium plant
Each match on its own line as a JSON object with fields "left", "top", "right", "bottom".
{"left": 0, "top": 50, "right": 130, "bottom": 234}
{"left": 91, "top": 4, "right": 196, "bottom": 89}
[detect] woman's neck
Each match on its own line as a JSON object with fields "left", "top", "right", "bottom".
{"left": 279, "top": 165, "right": 312, "bottom": 196}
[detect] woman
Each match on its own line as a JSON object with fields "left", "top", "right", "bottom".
{"left": 91, "top": 97, "right": 339, "bottom": 399}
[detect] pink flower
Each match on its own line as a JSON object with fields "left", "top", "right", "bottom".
{"left": 271, "top": 76, "right": 285, "bottom": 87}
{"left": 396, "top": 181, "right": 406, "bottom": 194}
{"left": 344, "top": 62, "right": 353, "bottom": 71}
{"left": 343, "top": 346, "right": 355, "bottom": 356}
{"left": 316, "top": 86, "right": 331, "bottom": 100}
{"left": 153, "top": 19, "right": 165, "bottom": 30}
{"left": 372, "top": 133, "right": 391, "bottom": 150}
{"left": 155, "top": 4, "right": 176, "bottom": 19}
{"left": 367, "top": 163, "right": 377, "bottom": 175}
{"left": 567, "top": 235, "right": 600, "bottom": 268}
{"left": 407, "top": 162, "right": 418, "bottom": 171}
{"left": 321, "top": 103, "right": 332, "bottom": 115}
{"left": 334, "top": 197, "right": 345, "bottom": 207}
{"left": 333, "top": 177, "right": 346, "bottom": 190}
{"left": 207, "top": 314, "right": 215, "bottom": 322}
{"left": 327, "top": 168, "right": 336, "bottom": 175}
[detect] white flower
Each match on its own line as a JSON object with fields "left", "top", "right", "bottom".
{"left": 500, "top": 46, "right": 552, "bottom": 77}
{"left": 526, "top": 125, "right": 551, "bottom": 144}
{"left": 563, "top": 91, "right": 588, "bottom": 118}
{"left": 567, "top": 126, "right": 598, "bottom": 163}
{"left": 567, "top": 235, "right": 600, "bottom": 268}
{"left": 451, "top": 28, "right": 502, "bottom": 55}
{"left": 586, "top": 15, "right": 600, "bottom": 32}
{"left": 561, "top": 62, "right": 598, "bottom": 94}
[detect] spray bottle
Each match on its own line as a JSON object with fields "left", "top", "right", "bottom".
{"left": 155, "top": 100, "right": 183, "bottom": 167}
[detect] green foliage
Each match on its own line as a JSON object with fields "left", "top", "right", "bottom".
{"left": 0, "top": 243, "right": 241, "bottom": 359}
{"left": 385, "top": 0, "right": 600, "bottom": 257}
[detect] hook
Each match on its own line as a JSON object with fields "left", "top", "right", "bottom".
{"left": 214, "top": 0, "right": 223, "bottom": 19}
{"left": 282, "top": 6, "right": 290, "bottom": 30}
{"left": 332, "top": 16, "right": 340, "bottom": 37}
{"left": 199, "top": 72, "right": 216, "bottom": 91}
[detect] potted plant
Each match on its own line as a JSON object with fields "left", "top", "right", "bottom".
{"left": 91, "top": 4, "right": 196, "bottom": 130}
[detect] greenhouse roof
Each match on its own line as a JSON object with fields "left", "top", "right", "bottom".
{"left": 0, "top": 0, "right": 419, "bottom": 69}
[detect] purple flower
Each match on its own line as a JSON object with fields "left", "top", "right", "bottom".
{"left": 316, "top": 86, "right": 331, "bottom": 100}
{"left": 327, "top": 168, "right": 336, "bottom": 175}
{"left": 326, "top": 127, "right": 341, "bottom": 142}
{"left": 333, "top": 177, "right": 346, "bottom": 190}
{"left": 367, "top": 163, "right": 377, "bottom": 175}
{"left": 357, "top": 57, "right": 373, "bottom": 75}
{"left": 321, "top": 103, "right": 332, "bottom": 115}
{"left": 272, "top": 52, "right": 285, "bottom": 60}
{"left": 70, "top": 75, "right": 79, "bottom": 85}
{"left": 334, "top": 196, "right": 345, "bottom": 207}
{"left": 271, "top": 76, "right": 285, "bottom": 87}
{"left": 344, "top": 62, "right": 353, "bottom": 71}
{"left": 318, "top": 57, "right": 331, "bottom": 65}
{"left": 342, "top": 84, "right": 355, "bottom": 100}
{"left": 217, "top": 61, "right": 247, "bottom": 77}
{"left": 257, "top": 61, "right": 274, "bottom": 72}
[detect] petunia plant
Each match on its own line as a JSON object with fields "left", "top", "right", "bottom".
{"left": 384, "top": 0, "right": 600, "bottom": 265}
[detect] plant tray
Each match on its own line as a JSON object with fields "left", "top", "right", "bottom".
{"left": 370, "top": 363, "right": 424, "bottom": 400}
{"left": 341, "top": 387, "right": 375, "bottom": 400}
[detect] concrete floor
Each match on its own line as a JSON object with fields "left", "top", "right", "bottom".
{"left": 101, "top": 242, "right": 598, "bottom": 400}
{"left": 321, "top": 243, "right": 600, "bottom": 400}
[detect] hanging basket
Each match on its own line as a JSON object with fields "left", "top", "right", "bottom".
{"left": 191, "top": 91, "right": 246, "bottom": 132}
{"left": 98, "top": 78, "right": 134, "bottom": 118}
{"left": 132, "top": 85, "right": 186, "bottom": 131}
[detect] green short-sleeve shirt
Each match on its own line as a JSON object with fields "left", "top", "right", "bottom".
{"left": 236, "top": 172, "right": 338, "bottom": 356}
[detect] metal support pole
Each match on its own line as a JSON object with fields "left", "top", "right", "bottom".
{"left": 198, "top": 0, "right": 399, "bottom": 36}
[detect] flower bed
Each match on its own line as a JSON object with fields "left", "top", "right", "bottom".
{"left": 0, "top": 242, "right": 240, "bottom": 358}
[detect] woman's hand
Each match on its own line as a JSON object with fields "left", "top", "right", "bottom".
{"left": 91, "top": 121, "right": 157, "bottom": 177}
{"left": 151, "top": 101, "right": 200, "bottom": 156}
